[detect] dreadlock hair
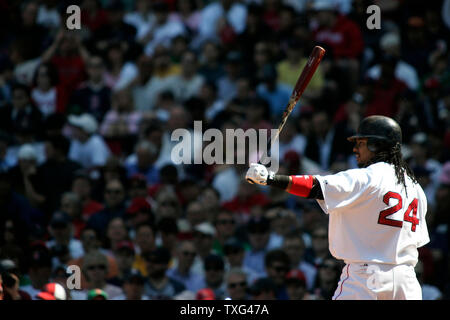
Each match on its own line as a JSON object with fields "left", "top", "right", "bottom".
{"left": 367, "top": 142, "right": 417, "bottom": 196}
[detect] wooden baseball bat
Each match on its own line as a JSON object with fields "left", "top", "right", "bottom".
{"left": 258, "top": 45, "right": 326, "bottom": 165}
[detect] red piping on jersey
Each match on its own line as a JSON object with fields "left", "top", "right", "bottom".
{"left": 334, "top": 264, "right": 350, "bottom": 300}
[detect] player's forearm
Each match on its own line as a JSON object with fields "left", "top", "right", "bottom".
{"left": 268, "top": 175, "right": 323, "bottom": 199}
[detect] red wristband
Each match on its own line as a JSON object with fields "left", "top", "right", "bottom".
{"left": 287, "top": 175, "right": 314, "bottom": 197}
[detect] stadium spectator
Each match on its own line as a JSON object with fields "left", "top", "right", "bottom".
{"left": 86, "top": 179, "right": 127, "bottom": 239}
{"left": 132, "top": 222, "right": 157, "bottom": 277}
{"left": 67, "top": 113, "right": 111, "bottom": 170}
{"left": 224, "top": 267, "right": 249, "bottom": 300}
{"left": 282, "top": 231, "right": 317, "bottom": 290}
{"left": 69, "top": 55, "right": 111, "bottom": 121}
{"left": 166, "top": 240, "right": 204, "bottom": 293}
{"left": 112, "top": 269, "right": 149, "bottom": 300}
{"left": 201, "top": 254, "right": 226, "bottom": 299}
{"left": 78, "top": 249, "right": 123, "bottom": 300}
{"left": 143, "top": 247, "right": 185, "bottom": 299}
{"left": 243, "top": 217, "right": 271, "bottom": 277}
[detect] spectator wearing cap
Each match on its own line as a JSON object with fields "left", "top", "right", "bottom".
{"left": 285, "top": 269, "right": 311, "bottom": 300}
{"left": 142, "top": 2, "right": 186, "bottom": 57}
{"left": 79, "top": 250, "right": 123, "bottom": 300}
{"left": 46, "top": 211, "right": 84, "bottom": 265}
{"left": 87, "top": 179, "right": 127, "bottom": 239}
{"left": 86, "top": 288, "right": 108, "bottom": 300}
{"left": 282, "top": 231, "right": 317, "bottom": 291}
{"left": 276, "top": 39, "right": 324, "bottom": 102}
{"left": 68, "top": 55, "right": 111, "bottom": 122}
{"left": 247, "top": 277, "right": 277, "bottom": 300}
{"left": 112, "top": 269, "right": 149, "bottom": 300}
{"left": 243, "top": 217, "right": 271, "bottom": 277}
{"left": 67, "top": 113, "right": 111, "bottom": 170}
{"left": 201, "top": 254, "right": 226, "bottom": 299}
{"left": 36, "top": 282, "right": 67, "bottom": 300}
{"left": 191, "top": 222, "right": 217, "bottom": 275}
{"left": 132, "top": 222, "right": 157, "bottom": 277}
{"left": 224, "top": 267, "right": 249, "bottom": 300}
{"left": 366, "top": 32, "right": 419, "bottom": 91}
{"left": 195, "top": 287, "right": 215, "bottom": 300}
{"left": 20, "top": 244, "right": 52, "bottom": 299}
{"left": 108, "top": 240, "right": 137, "bottom": 287}
{"left": 263, "top": 249, "right": 291, "bottom": 300}
{"left": 8, "top": 143, "right": 46, "bottom": 209}
{"left": 50, "top": 264, "right": 74, "bottom": 300}
{"left": 166, "top": 240, "right": 205, "bottom": 293}
{"left": 144, "top": 247, "right": 185, "bottom": 299}
{"left": 34, "top": 134, "right": 82, "bottom": 215}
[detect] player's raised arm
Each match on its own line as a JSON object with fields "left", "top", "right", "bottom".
{"left": 245, "top": 163, "right": 323, "bottom": 199}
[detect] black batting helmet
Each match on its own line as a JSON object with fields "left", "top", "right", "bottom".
{"left": 347, "top": 115, "right": 402, "bottom": 152}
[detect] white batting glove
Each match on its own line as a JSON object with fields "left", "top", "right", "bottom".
{"left": 245, "top": 163, "right": 272, "bottom": 185}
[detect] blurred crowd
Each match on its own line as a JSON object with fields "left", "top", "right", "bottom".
{"left": 0, "top": 0, "right": 450, "bottom": 301}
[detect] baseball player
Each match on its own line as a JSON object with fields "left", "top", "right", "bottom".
{"left": 245, "top": 115, "right": 429, "bottom": 300}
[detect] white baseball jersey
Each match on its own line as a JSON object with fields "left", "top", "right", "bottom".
{"left": 314, "top": 162, "right": 429, "bottom": 267}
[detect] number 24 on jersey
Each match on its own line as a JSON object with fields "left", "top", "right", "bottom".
{"left": 378, "top": 191, "right": 419, "bottom": 232}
